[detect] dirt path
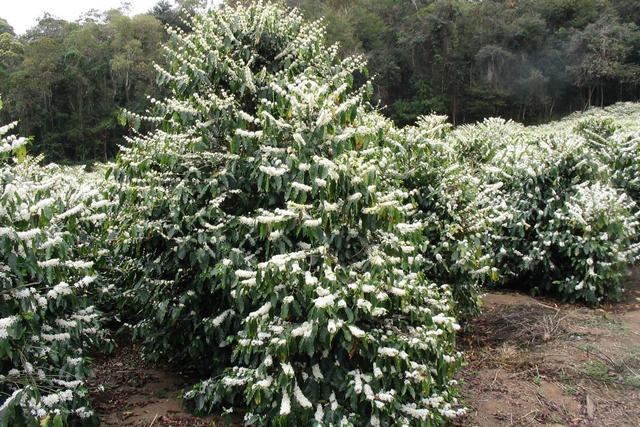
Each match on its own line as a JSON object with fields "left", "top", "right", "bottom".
{"left": 458, "top": 272, "right": 640, "bottom": 426}
{"left": 89, "top": 344, "right": 217, "bottom": 426}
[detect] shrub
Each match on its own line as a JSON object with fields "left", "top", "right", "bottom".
{"left": 447, "top": 117, "right": 526, "bottom": 168}
{"left": 456, "top": 117, "right": 640, "bottom": 304}
{"left": 0, "top": 101, "right": 111, "bottom": 426}
{"left": 546, "top": 182, "right": 639, "bottom": 301}
{"left": 384, "top": 115, "right": 493, "bottom": 317}
{"left": 573, "top": 112, "right": 640, "bottom": 205}
{"left": 535, "top": 103, "right": 640, "bottom": 206}
{"left": 111, "top": 3, "right": 467, "bottom": 425}
{"left": 574, "top": 116, "right": 620, "bottom": 140}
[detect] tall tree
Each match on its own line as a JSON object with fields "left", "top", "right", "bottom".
{"left": 0, "top": 17, "right": 14, "bottom": 35}
{"left": 567, "top": 16, "right": 639, "bottom": 107}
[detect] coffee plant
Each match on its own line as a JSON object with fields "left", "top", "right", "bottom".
{"left": 572, "top": 109, "right": 640, "bottom": 205}
{"left": 110, "top": 2, "right": 471, "bottom": 425}
{"left": 453, "top": 116, "right": 640, "bottom": 303}
{"left": 0, "top": 100, "right": 112, "bottom": 426}
{"left": 384, "top": 114, "right": 494, "bottom": 317}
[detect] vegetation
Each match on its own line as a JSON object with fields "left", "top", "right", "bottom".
{"left": 0, "top": 1, "right": 639, "bottom": 426}
{"left": 1, "top": 0, "right": 639, "bottom": 163}
{"left": 453, "top": 112, "right": 640, "bottom": 303}
{"left": 110, "top": 4, "right": 469, "bottom": 424}
{"left": 0, "top": 1, "right": 207, "bottom": 163}
{"left": 0, "top": 98, "right": 112, "bottom": 425}
{"left": 301, "top": 0, "right": 639, "bottom": 125}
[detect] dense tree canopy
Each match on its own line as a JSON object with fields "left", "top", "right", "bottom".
{"left": 0, "top": 11, "right": 164, "bottom": 163}
{"left": 288, "top": 0, "right": 640, "bottom": 125}
{"left": 0, "top": 0, "right": 639, "bottom": 163}
{"left": 0, "top": 18, "right": 13, "bottom": 36}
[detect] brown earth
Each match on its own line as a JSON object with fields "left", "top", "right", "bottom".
{"left": 88, "top": 344, "right": 220, "bottom": 426}
{"left": 457, "top": 269, "right": 640, "bottom": 426}
{"left": 90, "top": 271, "right": 640, "bottom": 426}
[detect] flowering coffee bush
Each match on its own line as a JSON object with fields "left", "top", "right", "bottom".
{"left": 546, "top": 182, "right": 639, "bottom": 301}
{"left": 454, "top": 117, "right": 640, "bottom": 304}
{"left": 384, "top": 115, "right": 493, "bottom": 317}
{"left": 112, "top": 2, "right": 467, "bottom": 425}
{"left": 533, "top": 103, "right": 640, "bottom": 206}
{"left": 0, "top": 101, "right": 111, "bottom": 426}
{"left": 448, "top": 117, "right": 526, "bottom": 168}
{"left": 570, "top": 106, "right": 640, "bottom": 205}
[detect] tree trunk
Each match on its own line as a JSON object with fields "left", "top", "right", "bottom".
{"left": 586, "top": 86, "right": 594, "bottom": 109}
{"left": 548, "top": 97, "right": 556, "bottom": 120}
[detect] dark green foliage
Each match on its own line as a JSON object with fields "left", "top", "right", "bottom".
{"left": 0, "top": 10, "right": 164, "bottom": 163}
{"left": 1, "top": 0, "right": 640, "bottom": 163}
{"left": 289, "top": 0, "right": 640, "bottom": 125}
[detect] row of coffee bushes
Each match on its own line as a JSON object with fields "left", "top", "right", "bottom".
{"left": 0, "top": 100, "right": 112, "bottom": 426}
{"left": 385, "top": 107, "right": 640, "bottom": 306}
{"left": 444, "top": 105, "right": 640, "bottom": 304}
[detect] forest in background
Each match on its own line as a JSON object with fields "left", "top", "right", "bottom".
{"left": 0, "top": 0, "right": 639, "bottom": 163}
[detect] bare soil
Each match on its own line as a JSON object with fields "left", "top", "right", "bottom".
{"left": 457, "top": 270, "right": 640, "bottom": 426}
{"left": 90, "top": 271, "right": 640, "bottom": 426}
{"left": 89, "top": 344, "right": 218, "bottom": 426}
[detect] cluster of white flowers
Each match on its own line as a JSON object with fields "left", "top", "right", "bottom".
{"left": 0, "top": 315, "right": 18, "bottom": 339}
{"left": 0, "top": 122, "right": 28, "bottom": 153}
{"left": 0, "top": 110, "right": 112, "bottom": 423}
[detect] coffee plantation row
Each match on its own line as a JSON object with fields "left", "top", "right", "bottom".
{"left": 2, "top": 3, "right": 640, "bottom": 426}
